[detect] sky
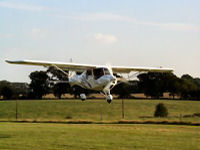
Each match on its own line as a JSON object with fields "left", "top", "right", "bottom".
{"left": 0, "top": 0, "right": 200, "bottom": 82}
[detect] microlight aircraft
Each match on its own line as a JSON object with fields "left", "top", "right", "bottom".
{"left": 6, "top": 60, "right": 173, "bottom": 103}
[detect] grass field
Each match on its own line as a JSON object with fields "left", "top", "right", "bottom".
{"left": 0, "top": 99, "right": 200, "bottom": 122}
{"left": 0, "top": 122, "right": 199, "bottom": 150}
{"left": 0, "top": 99, "right": 200, "bottom": 150}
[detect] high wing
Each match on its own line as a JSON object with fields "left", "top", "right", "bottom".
{"left": 6, "top": 60, "right": 173, "bottom": 73}
{"left": 111, "top": 66, "right": 173, "bottom": 73}
{"left": 5, "top": 60, "right": 96, "bottom": 72}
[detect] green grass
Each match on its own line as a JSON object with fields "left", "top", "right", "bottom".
{"left": 0, "top": 122, "right": 199, "bottom": 150}
{"left": 0, "top": 100, "right": 200, "bottom": 150}
{"left": 0, "top": 99, "right": 200, "bottom": 122}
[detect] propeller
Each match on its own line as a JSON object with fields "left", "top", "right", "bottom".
{"left": 106, "top": 63, "right": 113, "bottom": 75}
{"left": 50, "top": 80, "right": 69, "bottom": 84}
{"left": 117, "top": 77, "right": 129, "bottom": 83}
{"left": 105, "top": 63, "right": 130, "bottom": 85}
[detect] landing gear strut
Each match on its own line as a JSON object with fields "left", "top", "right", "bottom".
{"left": 102, "top": 79, "right": 117, "bottom": 104}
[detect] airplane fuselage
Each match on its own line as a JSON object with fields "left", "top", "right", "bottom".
{"left": 69, "top": 70, "right": 116, "bottom": 91}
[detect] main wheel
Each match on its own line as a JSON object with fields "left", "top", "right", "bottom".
{"left": 80, "top": 93, "right": 86, "bottom": 101}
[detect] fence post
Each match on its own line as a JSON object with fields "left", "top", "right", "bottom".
{"left": 16, "top": 99, "right": 18, "bottom": 120}
{"left": 122, "top": 99, "right": 125, "bottom": 119}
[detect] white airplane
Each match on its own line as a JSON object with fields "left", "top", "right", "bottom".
{"left": 6, "top": 60, "right": 173, "bottom": 103}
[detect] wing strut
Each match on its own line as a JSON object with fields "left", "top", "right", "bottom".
{"left": 127, "top": 71, "right": 146, "bottom": 80}
{"left": 52, "top": 64, "right": 69, "bottom": 76}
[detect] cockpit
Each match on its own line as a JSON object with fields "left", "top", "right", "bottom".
{"left": 86, "top": 68, "right": 111, "bottom": 79}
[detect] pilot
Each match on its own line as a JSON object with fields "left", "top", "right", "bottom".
{"left": 86, "top": 70, "right": 92, "bottom": 79}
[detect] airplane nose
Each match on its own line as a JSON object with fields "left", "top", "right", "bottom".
{"left": 110, "top": 75, "right": 116, "bottom": 82}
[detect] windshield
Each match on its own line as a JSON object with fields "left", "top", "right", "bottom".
{"left": 104, "top": 68, "right": 111, "bottom": 75}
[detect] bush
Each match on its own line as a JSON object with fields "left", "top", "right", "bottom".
{"left": 154, "top": 103, "right": 168, "bottom": 117}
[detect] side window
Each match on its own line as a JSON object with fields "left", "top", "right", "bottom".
{"left": 104, "top": 68, "right": 110, "bottom": 75}
{"left": 93, "top": 68, "right": 104, "bottom": 79}
{"left": 86, "top": 70, "right": 92, "bottom": 76}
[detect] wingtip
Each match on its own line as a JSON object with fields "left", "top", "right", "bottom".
{"left": 5, "top": 60, "right": 19, "bottom": 64}
{"left": 5, "top": 60, "right": 11, "bottom": 63}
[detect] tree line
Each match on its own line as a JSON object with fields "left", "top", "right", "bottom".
{"left": 0, "top": 67, "right": 200, "bottom": 100}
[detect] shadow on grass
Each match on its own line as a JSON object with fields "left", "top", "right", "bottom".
{"left": 0, "top": 134, "right": 11, "bottom": 138}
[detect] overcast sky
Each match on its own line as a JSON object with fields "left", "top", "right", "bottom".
{"left": 0, "top": 0, "right": 200, "bottom": 82}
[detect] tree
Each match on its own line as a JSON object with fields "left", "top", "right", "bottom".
{"left": 193, "top": 78, "right": 200, "bottom": 99}
{"left": 179, "top": 74, "right": 199, "bottom": 99}
{"left": 111, "top": 81, "right": 138, "bottom": 98}
{"left": 0, "top": 80, "right": 10, "bottom": 91}
{"left": 69, "top": 85, "right": 95, "bottom": 99}
{"left": 47, "top": 66, "right": 68, "bottom": 81}
{"left": 0, "top": 86, "right": 13, "bottom": 99}
{"left": 11, "top": 82, "right": 29, "bottom": 99}
{"left": 137, "top": 72, "right": 166, "bottom": 98}
{"left": 47, "top": 67, "right": 71, "bottom": 99}
{"left": 0, "top": 80, "right": 29, "bottom": 99}
{"left": 0, "top": 80, "right": 13, "bottom": 99}
{"left": 181, "top": 74, "right": 193, "bottom": 80}
{"left": 53, "top": 83, "right": 70, "bottom": 99}
{"left": 29, "top": 71, "right": 50, "bottom": 99}
{"left": 161, "top": 73, "right": 180, "bottom": 99}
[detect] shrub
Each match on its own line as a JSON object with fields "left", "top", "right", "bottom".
{"left": 154, "top": 103, "right": 168, "bottom": 117}
{"left": 65, "top": 115, "right": 72, "bottom": 119}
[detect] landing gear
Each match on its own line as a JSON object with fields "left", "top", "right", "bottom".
{"left": 106, "top": 94, "right": 113, "bottom": 104}
{"left": 107, "top": 99, "right": 112, "bottom": 103}
{"left": 102, "top": 80, "right": 117, "bottom": 104}
{"left": 80, "top": 93, "right": 86, "bottom": 101}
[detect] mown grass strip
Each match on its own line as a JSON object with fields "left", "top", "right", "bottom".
{"left": 0, "top": 119, "right": 200, "bottom": 126}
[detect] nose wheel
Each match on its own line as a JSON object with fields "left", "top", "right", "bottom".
{"left": 106, "top": 95, "right": 113, "bottom": 104}
{"left": 107, "top": 99, "right": 112, "bottom": 104}
{"left": 102, "top": 84, "right": 114, "bottom": 104}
